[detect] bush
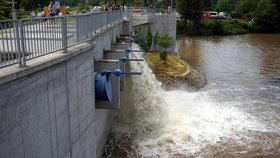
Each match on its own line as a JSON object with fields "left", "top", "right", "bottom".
{"left": 160, "top": 51, "right": 167, "bottom": 60}
{"left": 153, "top": 32, "right": 160, "bottom": 46}
{"left": 178, "top": 19, "right": 250, "bottom": 36}
{"left": 158, "top": 33, "right": 174, "bottom": 53}
{"left": 146, "top": 29, "right": 153, "bottom": 51}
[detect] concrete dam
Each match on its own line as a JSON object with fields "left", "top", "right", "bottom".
{"left": 0, "top": 10, "right": 176, "bottom": 158}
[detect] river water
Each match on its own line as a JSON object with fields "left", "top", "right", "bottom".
{"left": 108, "top": 34, "right": 280, "bottom": 158}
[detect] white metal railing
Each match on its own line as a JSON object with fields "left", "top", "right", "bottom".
{"left": 0, "top": 9, "right": 130, "bottom": 68}
{"left": 131, "top": 7, "right": 175, "bottom": 15}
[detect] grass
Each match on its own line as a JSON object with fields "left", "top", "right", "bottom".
{"left": 145, "top": 52, "right": 189, "bottom": 76}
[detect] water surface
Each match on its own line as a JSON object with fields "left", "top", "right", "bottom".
{"left": 108, "top": 34, "right": 280, "bottom": 158}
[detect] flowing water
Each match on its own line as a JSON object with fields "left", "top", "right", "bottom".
{"left": 107, "top": 34, "right": 280, "bottom": 158}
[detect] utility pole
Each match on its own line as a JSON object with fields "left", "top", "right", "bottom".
{"left": 171, "top": 0, "right": 173, "bottom": 13}
{"left": 9, "top": 0, "right": 17, "bottom": 20}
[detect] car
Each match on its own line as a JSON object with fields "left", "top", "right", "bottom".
{"left": 133, "top": 7, "right": 141, "bottom": 13}
{"left": 91, "top": 6, "right": 102, "bottom": 12}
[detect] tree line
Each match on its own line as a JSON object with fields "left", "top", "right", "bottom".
{"left": 0, "top": 0, "right": 176, "bottom": 20}
{"left": 176, "top": 0, "right": 280, "bottom": 33}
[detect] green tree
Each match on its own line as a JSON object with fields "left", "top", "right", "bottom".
{"left": 147, "top": 0, "right": 157, "bottom": 7}
{"left": 254, "top": 0, "right": 278, "bottom": 32}
{"left": 88, "top": 0, "right": 98, "bottom": 6}
{"left": 203, "top": 0, "right": 212, "bottom": 11}
{"left": 272, "top": 0, "right": 280, "bottom": 30}
{"left": 0, "top": 1, "right": 11, "bottom": 20}
{"left": 176, "top": 0, "right": 204, "bottom": 35}
{"left": 215, "top": 0, "right": 232, "bottom": 13}
{"left": 77, "top": 0, "right": 90, "bottom": 12}
{"left": 236, "top": 0, "right": 260, "bottom": 17}
{"left": 158, "top": 33, "right": 174, "bottom": 60}
{"left": 19, "top": 0, "right": 48, "bottom": 10}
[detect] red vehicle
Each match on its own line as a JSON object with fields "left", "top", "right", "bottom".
{"left": 133, "top": 7, "right": 141, "bottom": 13}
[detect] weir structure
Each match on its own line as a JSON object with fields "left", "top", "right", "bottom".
{"left": 0, "top": 8, "right": 176, "bottom": 158}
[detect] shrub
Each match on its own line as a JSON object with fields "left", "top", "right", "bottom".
{"left": 160, "top": 51, "right": 167, "bottom": 60}
{"left": 146, "top": 29, "right": 153, "bottom": 51}
{"left": 158, "top": 33, "right": 174, "bottom": 53}
{"left": 153, "top": 32, "right": 160, "bottom": 46}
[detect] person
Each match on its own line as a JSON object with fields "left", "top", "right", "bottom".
{"left": 31, "top": 11, "right": 36, "bottom": 17}
{"left": 105, "top": 2, "right": 110, "bottom": 11}
{"left": 48, "top": 1, "right": 56, "bottom": 17}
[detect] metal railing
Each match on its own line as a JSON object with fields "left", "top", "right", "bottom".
{"left": 131, "top": 7, "right": 176, "bottom": 15}
{"left": 0, "top": 9, "right": 130, "bottom": 68}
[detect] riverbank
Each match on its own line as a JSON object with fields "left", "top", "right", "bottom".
{"left": 177, "top": 19, "right": 250, "bottom": 36}
{"left": 145, "top": 52, "right": 205, "bottom": 89}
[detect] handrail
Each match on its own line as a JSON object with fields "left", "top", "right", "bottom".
{"left": 0, "top": 9, "right": 131, "bottom": 68}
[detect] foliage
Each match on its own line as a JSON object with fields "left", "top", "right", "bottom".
{"left": 253, "top": 0, "right": 278, "bottom": 32}
{"left": 146, "top": 52, "right": 188, "bottom": 76}
{"left": 134, "top": 0, "right": 142, "bottom": 6}
{"left": 203, "top": 0, "right": 213, "bottom": 11}
{"left": 158, "top": 33, "right": 174, "bottom": 52}
{"left": 99, "top": 0, "right": 105, "bottom": 6}
{"left": 153, "top": 32, "right": 160, "bottom": 46}
{"left": 146, "top": 0, "right": 157, "bottom": 7}
{"left": 16, "top": 9, "right": 32, "bottom": 19}
{"left": 215, "top": 0, "right": 233, "bottom": 13}
{"left": 135, "top": 28, "right": 153, "bottom": 51}
{"left": 160, "top": 51, "right": 167, "bottom": 60}
{"left": 235, "top": 0, "right": 260, "bottom": 18}
{"left": 19, "top": 0, "right": 49, "bottom": 10}
{"left": 88, "top": 0, "right": 98, "bottom": 6}
{"left": 77, "top": 0, "right": 90, "bottom": 13}
{"left": 235, "top": 0, "right": 280, "bottom": 32}
{"left": 177, "top": 20, "right": 194, "bottom": 35}
{"left": 176, "top": 0, "right": 204, "bottom": 34}
{"left": 0, "top": 0, "right": 11, "bottom": 20}
{"left": 177, "top": 19, "right": 249, "bottom": 35}
{"left": 177, "top": 0, "right": 280, "bottom": 34}
{"left": 146, "top": 29, "right": 153, "bottom": 50}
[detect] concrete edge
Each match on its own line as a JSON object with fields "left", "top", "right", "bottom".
{"left": 92, "top": 20, "right": 124, "bottom": 40}
{"left": 0, "top": 42, "right": 95, "bottom": 85}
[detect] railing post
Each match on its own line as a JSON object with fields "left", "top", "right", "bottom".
{"left": 13, "top": 20, "right": 21, "bottom": 67}
{"left": 106, "top": 11, "right": 109, "bottom": 27}
{"left": 76, "top": 17, "right": 80, "bottom": 42}
{"left": 62, "top": 17, "right": 68, "bottom": 54}
{"left": 90, "top": 13, "right": 94, "bottom": 36}
{"left": 18, "top": 20, "right": 26, "bottom": 67}
{"left": 119, "top": 10, "right": 121, "bottom": 21}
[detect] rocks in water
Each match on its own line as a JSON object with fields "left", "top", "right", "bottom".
{"left": 153, "top": 61, "right": 205, "bottom": 90}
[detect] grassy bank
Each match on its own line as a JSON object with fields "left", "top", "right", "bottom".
{"left": 177, "top": 19, "right": 250, "bottom": 36}
{"left": 145, "top": 52, "right": 189, "bottom": 76}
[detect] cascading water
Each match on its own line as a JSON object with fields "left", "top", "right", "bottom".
{"left": 106, "top": 39, "right": 280, "bottom": 158}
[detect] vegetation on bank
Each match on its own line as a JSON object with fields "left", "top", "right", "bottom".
{"left": 145, "top": 52, "right": 189, "bottom": 76}
{"left": 177, "top": 19, "right": 250, "bottom": 36}
{"left": 176, "top": 0, "right": 280, "bottom": 35}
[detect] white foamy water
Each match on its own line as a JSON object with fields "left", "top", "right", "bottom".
{"left": 108, "top": 43, "right": 280, "bottom": 158}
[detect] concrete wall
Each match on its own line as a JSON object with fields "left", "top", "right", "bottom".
{"left": 92, "top": 21, "right": 124, "bottom": 158}
{"left": 149, "top": 14, "right": 177, "bottom": 52}
{"left": 0, "top": 20, "right": 124, "bottom": 158}
{"left": 0, "top": 44, "right": 95, "bottom": 158}
{"left": 132, "top": 14, "right": 177, "bottom": 52}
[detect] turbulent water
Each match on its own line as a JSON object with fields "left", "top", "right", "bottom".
{"left": 107, "top": 34, "right": 280, "bottom": 158}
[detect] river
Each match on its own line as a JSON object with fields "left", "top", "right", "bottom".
{"left": 107, "top": 34, "right": 280, "bottom": 158}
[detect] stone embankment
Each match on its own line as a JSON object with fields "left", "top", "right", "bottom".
{"left": 152, "top": 58, "right": 205, "bottom": 90}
